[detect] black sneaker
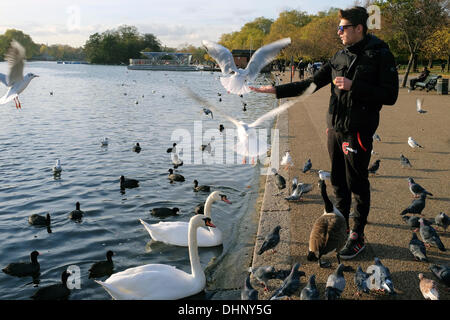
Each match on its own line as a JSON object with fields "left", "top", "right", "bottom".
{"left": 339, "top": 231, "right": 365, "bottom": 260}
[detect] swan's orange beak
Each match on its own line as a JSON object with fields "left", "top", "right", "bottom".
{"left": 222, "top": 198, "right": 232, "bottom": 204}
{"left": 205, "top": 220, "right": 216, "bottom": 228}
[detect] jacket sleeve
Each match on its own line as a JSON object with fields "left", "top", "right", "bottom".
{"left": 275, "top": 61, "right": 332, "bottom": 99}
{"left": 350, "top": 49, "right": 399, "bottom": 106}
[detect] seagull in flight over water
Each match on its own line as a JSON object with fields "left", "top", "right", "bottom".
{"left": 202, "top": 38, "right": 291, "bottom": 95}
{"left": 0, "top": 40, "right": 39, "bottom": 109}
{"left": 185, "top": 83, "right": 316, "bottom": 164}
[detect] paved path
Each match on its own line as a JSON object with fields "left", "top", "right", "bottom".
{"left": 250, "top": 71, "right": 450, "bottom": 300}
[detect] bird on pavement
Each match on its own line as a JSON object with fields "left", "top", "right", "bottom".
{"left": 408, "top": 177, "right": 433, "bottom": 198}
{"left": 419, "top": 218, "right": 446, "bottom": 252}
{"left": 303, "top": 158, "right": 312, "bottom": 173}
{"left": 257, "top": 225, "right": 281, "bottom": 255}
{"left": 409, "top": 233, "right": 428, "bottom": 262}
{"left": 435, "top": 212, "right": 449, "bottom": 231}
{"left": 401, "top": 193, "right": 427, "bottom": 216}
{"left": 418, "top": 273, "right": 439, "bottom": 300}
{"left": 270, "top": 263, "right": 305, "bottom": 300}
{"left": 400, "top": 154, "right": 412, "bottom": 168}
{"left": 300, "top": 274, "right": 320, "bottom": 300}
{"left": 408, "top": 136, "right": 424, "bottom": 149}
{"left": 241, "top": 274, "right": 258, "bottom": 300}
{"left": 325, "top": 264, "right": 346, "bottom": 300}
{"left": 368, "top": 159, "right": 381, "bottom": 174}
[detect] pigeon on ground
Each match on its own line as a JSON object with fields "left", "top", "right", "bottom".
{"left": 408, "top": 136, "right": 424, "bottom": 149}
{"left": 368, "top": 159, "right": 381, "bottom": 174}
{"left": 402, "top": 215, "right": 433, "bottom": 230}
{"left": 435, "top": 212, "right": 449, "bottom": 231}
{"left": 285, "top": 183, "right": 313, "bottom": 201}
{"left": 271, "top": 168, "right": 286, "bottom": 190}
{"left": 419, "top": 218, "right": 446, "bottom": 252}
{"left": 280, "top": 151, "right": 294, "bottom": 170}
{"left": 300, "top": 274, "right": 320, "bottom": 300}
{"left": 354, "top": 266, "right": 370, "bottom": 296}
{"left": 202, "top": 38, "right": 291, "bottom": 95}
{"left": 373, "top": 133, "right": 381, "bottom": 141}
{"left": 418, "top": 273, "right": 439, "bottom": 300}
{"left": 429, "top": 264, "right": 450, "bottom": 288}
{"left": 318, "top": 170, "right": 331, "bottom": 180}
{"left": 408, "top": 177, "right": 433, "bottom": 198}
{"left": 303, "top": 158, "right": 312, "bottom": 173}
{"left": 400, "top": 193, "right": 427, "bottom": 215}
{"left": 291, "top": 176, "right": 298, "bottom": 193}
{"left": 241, "top": 274, "right": 258, "bottom": 300}
{"left": 416, "top": 98, "right": 427, "bottom": 114}
{"left": 325, "top": 264, "right": 346, "bottom": 300}
{"left": 400, "top": 154, "right": 412, "bottom": 168}
{"left": 202, "top": 107, "right": 213, "bottom": 119}
{"left": 0, "top": 40, "right": 39, "bottom": 108}
{"left": 409, "top": 233, "right": 428, "bottom": 262}
{"left": 270, "top": 263, "right": 305, "bottom": 300}
{"left": 366, "top": 257, "right": 395, "bottom": 294}
{"left": 248, "top": 266, "right": 276, "bottom": 291}
{"left": 257, "top": 225, "right": 281, "bottom": 255}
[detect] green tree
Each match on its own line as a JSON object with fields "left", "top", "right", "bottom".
{"left": 377, "top": 0, "right": 449, "bottom": 87}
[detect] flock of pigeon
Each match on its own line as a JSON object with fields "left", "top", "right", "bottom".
{"left": 240, "top": 86, "right": 449, "bottom": 300}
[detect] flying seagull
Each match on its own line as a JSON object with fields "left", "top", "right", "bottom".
{"left": 202, "top": 38, "right": 291, "bottom": 95}
{"left": 0, "top": 40, "right": 39, "bottom": 108}
{"left": 185, "top": 83, "right": 316, "bottom": 162}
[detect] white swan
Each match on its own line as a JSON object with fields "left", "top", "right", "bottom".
{"left": 139, "top": 191, "right": 231, "bottom": 247}
{"left": 95, "top": 215, "right": 216, "bottom": 300}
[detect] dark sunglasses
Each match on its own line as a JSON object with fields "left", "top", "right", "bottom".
{"left": 337, "top": 25, "right": 356, "bottom": 32}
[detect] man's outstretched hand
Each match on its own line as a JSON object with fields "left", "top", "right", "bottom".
{"left": 249, "top": 85, "right": 276, "bottom": 94}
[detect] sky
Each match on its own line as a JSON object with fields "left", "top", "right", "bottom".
{"left": 0, "top": 0, "right": 358, "bottom": 48}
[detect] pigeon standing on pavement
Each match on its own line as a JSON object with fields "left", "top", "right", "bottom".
{"left": 300, "top": 274, "right": 320, "bottom": 300}
{"left": 408, "top": 136, "right": 424, "bottom": 149}
{"left": 400, "top": 154, "right": 412, "bottom": 168}
{"left": 248, "top": 266, "right": 276, "bottom": 291}
{"left": 402, "top": 215, "right": 433, "bottom": 230}
{"left": 354, "top": 266, "right": 370, "bottom": 296}
{"left": 270, "top": 263, "right": 305, "bottom": 300}
{"left": 303, "top": 158, "right": 312, "bottom": 173}
{"left": 368, "top": 159, "right": 381, "bottom": 174}
{"left": 434, "top": 212, "right": 449, "bottom": 231}
{"left": 418, "top": 273, "right": 439, "bottom": 300}
{"left": 271, "top": 168, "right": 286, "bottom": 190}
{"left": 408, "top": 177, "right": 433, "bottom": 198}
{"left": 241, "top": 274, "right": 258, "bottom": 300}
{"left": 419, "top": 218, "right": 446, "bottom": 252}
{"left": 257, "top": 225, "right": 281, "bottom": 255}
{"left": 409, "top": 233, "right": 428, "bottom": 262}
{"left": 325, "top": 264, "right": 346, "bottom": 300}
{"left": 285, "top": 183, "right": 313, "bottom": 201}
{"left": 429, "top": 264, "right": 450, "bottom": 288}
{"left": 401, "top": 193, "right": 427, "bottom": 215}
{"left": 366, "top": 257, "right": 395, "bottom": 294}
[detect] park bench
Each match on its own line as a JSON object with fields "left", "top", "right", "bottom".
{"left": 413, "top": 74, "right": 442, "bottom": 91}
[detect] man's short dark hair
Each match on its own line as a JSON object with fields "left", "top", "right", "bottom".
{"left": 339, "top": 6, "right": 369, "bottom": 34}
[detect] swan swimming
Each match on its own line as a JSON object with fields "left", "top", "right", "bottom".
{"left": 140, "top": 191, "right": 231, "bottom": 247}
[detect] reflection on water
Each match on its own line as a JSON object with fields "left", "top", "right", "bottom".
{"left": 0, "top": 62, "right": 275, "bottom": 299}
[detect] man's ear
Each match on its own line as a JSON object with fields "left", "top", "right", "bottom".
{"left": 356, "top": 24, "right": 364, "bottom": 34}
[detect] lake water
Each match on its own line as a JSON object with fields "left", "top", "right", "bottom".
{"left": 0, "top": 62, "right": 277, "bottom": 299}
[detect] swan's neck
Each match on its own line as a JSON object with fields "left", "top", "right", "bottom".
{"left": 188, "top": 222, "right": 202, "bottom": 279}
{"left": 204, "top": 195, "right": 217, "bottom": 219}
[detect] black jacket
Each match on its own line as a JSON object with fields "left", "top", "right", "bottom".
{"left": 275, "top": 34, "right": 399, "bottom": 136}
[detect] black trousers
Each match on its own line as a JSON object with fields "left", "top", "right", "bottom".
{"left": 327, "top": 128, "right": 373, "bottom": 234}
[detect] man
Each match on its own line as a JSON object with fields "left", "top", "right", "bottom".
{"left": 409, "top": 66, "right": 429, "bottom": 89}
{"left": 250, "top": 7, "right": 398, "bottom": 260}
